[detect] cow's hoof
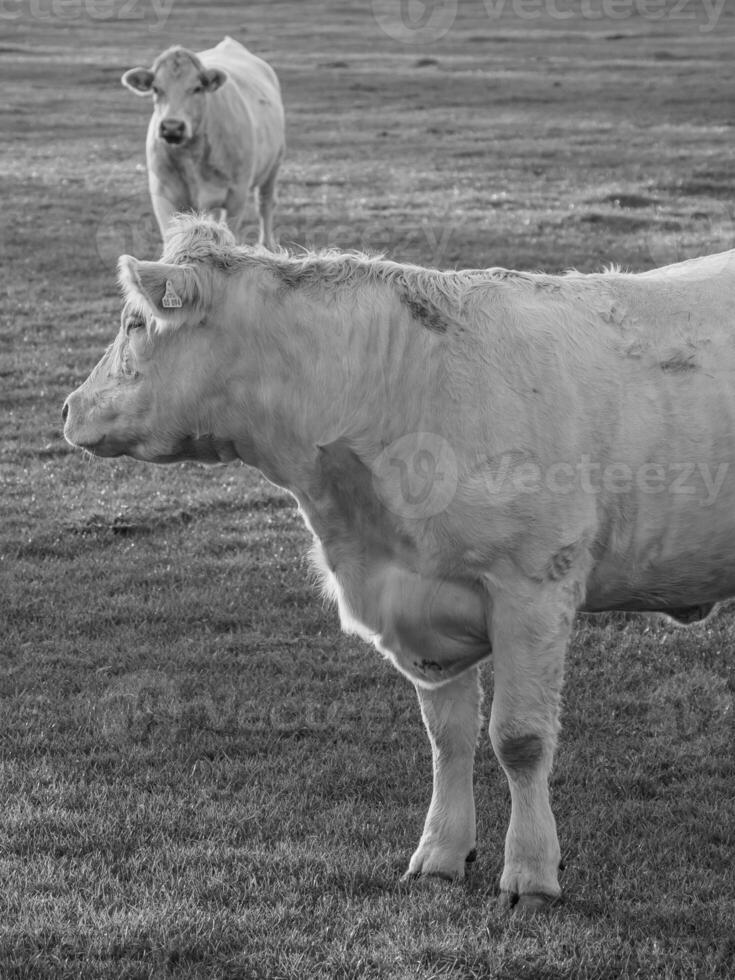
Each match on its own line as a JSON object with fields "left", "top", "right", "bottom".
{"left": 401, "top": 867, "right": 455, "bottom": 884}
{"left": 400, "top": 851, "right": 476, "bottom": 882}
{"left": 498, "top": 890, "right": 560, "bottom": 914}
{"left": 403, "top": 842, "right": 475, "bottom": 882}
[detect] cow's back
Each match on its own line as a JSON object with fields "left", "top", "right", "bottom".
{"left": 200, "top": 37, "right": 281, "bottom": 103}
{"left": 199, "top": 37, "right": 284, "bottom": 176}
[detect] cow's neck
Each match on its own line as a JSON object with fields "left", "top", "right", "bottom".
{"left": 215, "top": 271, "right": 494, "bottom": 672}
{"left": 230, "top": 278, "right": 440, "bottom": 496}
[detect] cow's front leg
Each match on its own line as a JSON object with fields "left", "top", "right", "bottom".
{"left": 404, "top": 665, "right": 482, "bottom": 880}
{"left": 488, "top": 575, "right": 578, "bottom": 911}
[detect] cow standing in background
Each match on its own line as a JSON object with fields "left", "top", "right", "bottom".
{"left": 122, "top": 37, "right": 285, "bottom": 249}
{"left": 64, "top": 216, "right": 735, "bottom": 911}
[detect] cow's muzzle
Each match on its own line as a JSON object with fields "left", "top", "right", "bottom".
{"left": 159, "top": 119, "right": 187, "bottom": 144}
{"left": 62, "top": 391, "right": 119, "bottom": 456}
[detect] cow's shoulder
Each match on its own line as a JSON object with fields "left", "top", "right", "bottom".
{"left": 202, "top": 36, "right": 281, "bottom": 96}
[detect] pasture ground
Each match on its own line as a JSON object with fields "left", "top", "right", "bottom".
{"left": 2, "top": 1, "right": 735, "bottom": 976}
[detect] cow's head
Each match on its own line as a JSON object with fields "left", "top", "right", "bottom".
{"left": 63, "top": 244, "right": 241, "bottom": 465}
{"left": 122, "top": 46, "right": 227, "bottom": 146}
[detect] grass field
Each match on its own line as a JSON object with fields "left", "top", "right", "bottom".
{"left": 2, "top": 1, "right": 735, "bottom": 977}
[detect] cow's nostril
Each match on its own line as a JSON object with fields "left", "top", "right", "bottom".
{"left": 62, "top": 401, "right": 69, "bottom": 423}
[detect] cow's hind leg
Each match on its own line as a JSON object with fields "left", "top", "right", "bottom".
{"left": 488, "top": 574, "right": 579, "bottom": 911}
{"left": 149, "top": 187, "right": 180, "bottom": 241}
{"left": 255, "top": 161, "right": 280, "bottom": 251}
{"left": 404, "top": 665, "right": 482, "bottom": 880}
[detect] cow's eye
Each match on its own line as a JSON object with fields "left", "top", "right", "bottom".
{"left": 125, "top": 316, "right": 146, "bottom": 334}
{"left": 192, "top": 83, "right": 204, "bottom": 94}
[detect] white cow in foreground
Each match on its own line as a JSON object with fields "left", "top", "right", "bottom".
{"left": 64, "top": 216, "right": 735, "bottom": 910}
{"left": 122, "top": 37, "right": 284, "bottom": 248}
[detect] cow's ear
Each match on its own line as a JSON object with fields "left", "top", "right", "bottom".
{"left": 121, "top": 68, "right": 155, "bottom": 94}
{"left": 118, "top": 257, "right": 202, "bottom": 323}
{"left": 201, "top": 68, "right": 227, "bottom": 93}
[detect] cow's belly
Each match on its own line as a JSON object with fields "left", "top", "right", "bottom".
{"left": 585, "top": 555, "right": 735, "bottom": 612}
{"left": 582, "top": 363, "right": 735, "bottom": 611}
{"left": 334, "top": 562, "right": 492, "bottom": 688}
{"left": 585, "top": 498, "right": 735, "bottom": 612}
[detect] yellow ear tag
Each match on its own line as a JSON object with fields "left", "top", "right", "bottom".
{"left": 161, "top": 279, "right": 183, "bottom": 309}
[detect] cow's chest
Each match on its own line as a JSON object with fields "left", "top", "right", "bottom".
{"left": 170, "top": 151, "right": 232, "bottom": 210}
{"left": 311, "top": 539, "right": 492, "bottom": 688}
{"left": 192, "top": 179, "right": 229, "bottom": 212}
{"left": 300, "top": 439, "right": 492, "bottom": 687}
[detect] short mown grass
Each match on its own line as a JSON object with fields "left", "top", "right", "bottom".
{"left": 2, "top": 2, "right": 735, "bottom": 977}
